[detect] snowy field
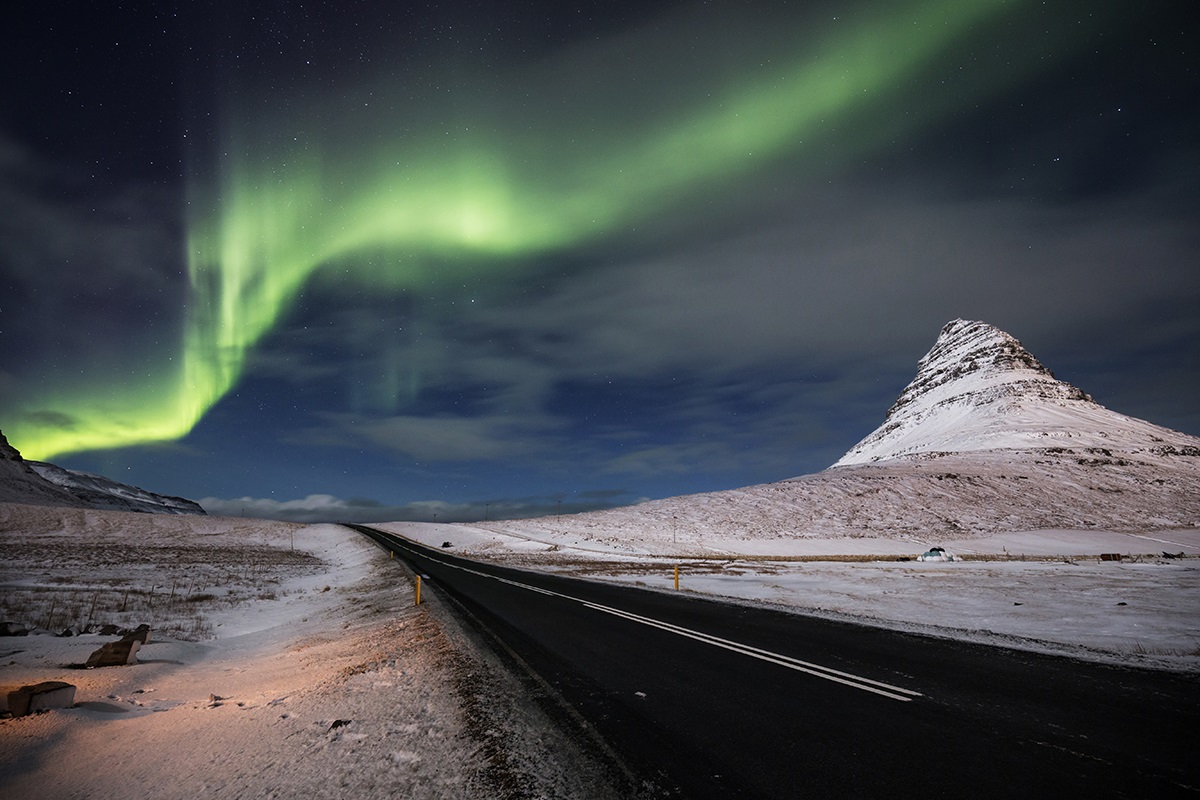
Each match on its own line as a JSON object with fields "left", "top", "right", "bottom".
{"left": 0, "top": 504, "right": 613, "bottom": 799}
{"left": 382, "top": 521, "right": 1200, "bottom": 670}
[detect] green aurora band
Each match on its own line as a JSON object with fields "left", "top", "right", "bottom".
{"left": 14, "top": 0, "right": 1057, "bottom": 461}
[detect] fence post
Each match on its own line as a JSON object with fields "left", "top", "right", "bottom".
{"left": 86, "top": 592, "right": 99, "bottom": 629}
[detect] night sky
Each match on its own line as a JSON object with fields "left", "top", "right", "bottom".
{"left": 2, "top": 1, "right": 1197, "bottom": 523}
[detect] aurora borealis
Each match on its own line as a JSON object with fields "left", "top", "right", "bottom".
{"left": 3, "top": 1, "right": 1198, "bottom": 521}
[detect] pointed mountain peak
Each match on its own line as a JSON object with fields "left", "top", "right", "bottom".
{"left": 928, "top": 318, "right": 1050, "bottom": 377}
{"left": 884, "top": 319, "right": 1091, "bottom": 421}
{"left": 832, "top": 319, "right": 1191, "bottom": 466}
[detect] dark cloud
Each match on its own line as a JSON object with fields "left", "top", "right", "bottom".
{"left": 409, "top": 180, "right": 1196, "bottom": 388}
{"left": 0, "top": 134, "right": 185, "bottom": 396}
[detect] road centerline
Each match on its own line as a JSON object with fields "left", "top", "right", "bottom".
{"left": 580, "top": 601, "right": 923, "bottom": 702}
{"left": 387, "top": 535, "right": 923, "bottom": 702}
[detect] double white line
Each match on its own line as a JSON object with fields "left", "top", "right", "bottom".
{"left": 388, "top": 536, "right": 923, "bottom": 702}
{"left": 582, "top": 600, "right": 922, "bottom": 702}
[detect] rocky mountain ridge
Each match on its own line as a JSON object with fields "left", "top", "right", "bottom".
{"left": 0, "top": 430, "right": 204, "bottom": 515}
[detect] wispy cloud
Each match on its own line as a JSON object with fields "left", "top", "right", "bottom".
{"left": 295, "top": 410, "right": 566, "bottom": 462}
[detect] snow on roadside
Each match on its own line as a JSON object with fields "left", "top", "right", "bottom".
{"left": 199, "top": 523, "right": 379, "bottom": 638}
{"left": 382, "top": 521, "right": 1200, "bottom": 670}
{"left": 590, "top": 557, "right": 1200, "bottom": 668}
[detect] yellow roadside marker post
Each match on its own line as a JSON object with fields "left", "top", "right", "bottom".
{"left": 415, "top": 575, "right": 422, "bottom": 606}
{"left": 674, "top": 565, "right": 680, "bottom": 590}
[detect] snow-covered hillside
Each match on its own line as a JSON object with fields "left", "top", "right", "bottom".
{"left": 28, "top": 459, "right": 204, "bottom": 515}
{"left": 494, "top": 448, "right": 1199, "bottom": 550}
{"left": 483, "top": 319, "right": 1200, "bottom": 546}
{"left": 0, "top": 430, "right": 203, "bottom": 514}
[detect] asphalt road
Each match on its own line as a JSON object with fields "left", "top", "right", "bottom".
{"left": 348, "top": 525, "right": 1199, "bottom": 798}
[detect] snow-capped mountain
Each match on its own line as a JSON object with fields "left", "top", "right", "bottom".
{"left": 0, "top": 430, "right": 204, "bottom": 515}
{"left": 835, "top": 319, "right": 1197, "bottom": 465}
{"left": 482, "top": 320, "right": 1200, "bottom": 546}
